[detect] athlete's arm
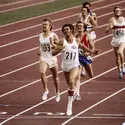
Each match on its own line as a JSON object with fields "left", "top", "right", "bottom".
{"left": 37, "top": 43, "right": 41, "bottom": 56}
{"left": 78, "top": 13, "right": 83, "bottom": 22}
{"left": 77, "top": 37, "right": 94, "bottom": 54}
{"left": 50, "top": 33, "right": 59, "bottom": 49}
{"left": 92, "top": 12, "right": 97, "bottom": 22}
{"left": 77, "top": 37, "right": 99, "bottom": 55}
{"left": 105, "top": 18, "right": 114, "bottom": 33}
{"left": 89, "top": 16, "right": 98, "bottom": 31}
{"left": 52, "top": 39, "right": 64, "bottom": 56}
{"left": 87, "top": 33, "right": 95, "bottom": 51}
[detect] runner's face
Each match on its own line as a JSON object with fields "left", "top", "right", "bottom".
{"left": 42, "top": 21, "right": 51, "bottom": 32}
{"left": 63, "top": 26, "right": 72, "bottom": 36}
{"left": 76, "top": 23, "right": 84, "bottom": 32}
{"left": 114, "top": 8, "right": 122, "bottom": 17}
{"left": 81, "top": 8, "right": 88, "bottom": 16}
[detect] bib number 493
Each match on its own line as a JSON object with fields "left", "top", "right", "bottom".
{"left": 41, "top": 44, "right": 51, "bottom": 52}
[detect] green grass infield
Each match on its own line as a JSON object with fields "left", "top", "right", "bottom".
{"left": 0, "top": 0, "right": 94, "bottom": 25}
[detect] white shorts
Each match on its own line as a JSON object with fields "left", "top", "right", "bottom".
{"left": 89, "top": 31, "right": 96, "bottom": 40}
{"left": 61, "top": 62, "right": 79, "bottom": 72}
{"left": 39, "top": 56, "right": 57, "bottom": 69}
{"left": 111, "top": 37, "right": 125, "bottom": 47}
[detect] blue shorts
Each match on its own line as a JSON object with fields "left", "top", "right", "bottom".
{"left": 79, "top": 55, "right": 92, "bottom": 66}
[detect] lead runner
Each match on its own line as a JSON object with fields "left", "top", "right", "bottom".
{"left": 52, "top": 24, "right": 99, "bottom": 115}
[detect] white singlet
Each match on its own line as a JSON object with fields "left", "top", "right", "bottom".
{"left": 39, "top": 32, "right": 58, "bottom": 68}
{"left": 61, "top": 37, "right": 79, "bottom": 72}
{"left": 82, "top": 14, "right": 96, "bottom": 40}
{"left": 111, "top": 17, "right": 125, "bottom": 47}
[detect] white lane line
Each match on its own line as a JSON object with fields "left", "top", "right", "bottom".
{"left": 0, "top": 0, "right": 56, "bottom": 13}
{"left": 93, "top": 114, "right": 124, "bottom": 116}
{"left": 0, "top": 66, "right": 120, "bottom": 125}
{"left": 0, "top": 0, "right": 105, "bottom": 28}
{"left": 0, "top": 48, "right": 113, "bottom": 97}
{"left": 0, "top": 116, "right": 124, "bottom": 120}
{"left": 0, "top": 115, "right": 124, "bottom": 119}
{"left": 0, "top": 33, "right": 113, "bottom": 78}
{"left": 1, "top": 1, "right": 125, "bottom": 37}
{"left": 61, "top": 87, "right": 125, "bottom": 125}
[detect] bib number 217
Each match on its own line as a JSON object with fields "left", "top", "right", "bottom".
{"left": 66, "top": 52, "right": 76, "bottom": 60}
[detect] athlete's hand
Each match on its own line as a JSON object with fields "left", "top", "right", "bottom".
{"left": 109, "top": 23, "right": 114, "bottom": 29}
{"left": 37, "top": 51, "right": 41, "bottom": 56}
{"left": 84, "top": 52, "right": 91, "bottom": 56}
{"left": 105, "top": 23, "right": 114, "bottom": 33}
{"left": 93, "top": 49, "right": 100, "bottom": 55}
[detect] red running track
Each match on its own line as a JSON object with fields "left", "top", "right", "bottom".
{"left": 0, "top": 0, "right": 56, "bottom": 13}
{"left": 0, "top": 0, "right": 125, "bottom": 125}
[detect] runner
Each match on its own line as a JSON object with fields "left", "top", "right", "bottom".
{"left": 79, "top": 6, "right": 97, "bottom": 41}
{"left": 105, "top": 6, "right": 125, "bottom": 79}
{"left": 38, "top": 17, "right": 60, "bottom": 102}
{"left": 74, "top": 21, "right": 99, "bottom": 101}
{"left": 52, "top": 24, "right": 99, "bottom": 115}
{"left": 82, "top": 2, "right": 97, "bottom": 22}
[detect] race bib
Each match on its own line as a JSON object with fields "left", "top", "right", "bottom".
{"left": 114, "top": 29, "right": 125, "bottom": 37}
{"left": 65, "top": 52, "right": 76, "bottom": 60}
{"left": 41, "top": 43, "right": 51, "bottom": 52}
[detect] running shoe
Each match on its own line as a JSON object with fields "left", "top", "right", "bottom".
{"left": 122, "top": 67, "right": 125, "bottom": 75}
{"left": 55, "top": 92, "right": 60, "bottom": 102}
{"left": 119, "top": 72, "right": 123, "bottom": 79}
{"left": 74, "top": 95, "right": 81, "bottom": 101}
{"left": 81, "top": 71, "right": 86, "bottom": 76}
{"left": 42, "top": 90, "right": 49, "bottom": 101}
{"left": 66, "top": 105, "right": 72, "bottom": 116}
{"left": 73, "top": 92, "right": 81, "bottom": 101}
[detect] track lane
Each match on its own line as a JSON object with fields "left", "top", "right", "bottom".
{"left": 0, "top": 0, "right": 125, "bottom": 124}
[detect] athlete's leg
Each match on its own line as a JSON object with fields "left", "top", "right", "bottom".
{"left": 117, "top": 42, "right": 125, "bottom": 70}
{"left": 66, "top": 67, "right": 79, "bottom": 115}
{"left": 84, "top": 64, "right": 93, "bottom": 78}
{"left": 81, "top": 66, "right": 86, "bottom": 76}
{"left": 69, "top": 67, "right": 79, "bottom": 89}
{"left": 63, "top": 71, "right": 70, "bottom": 86}
{"left": 114, "top": 47, "right": 121, "bottom": 73}
{"left": 75, "top": 67, "right": 82, "bottom": 97}
{"left": 50, "top": 65, "right": 60, "bottom": 102}
{"left": 39, "top": 61, "right": 49, "bottom": 100}
{"left": 50, "top": 65, "right": 59, "bottom": 93}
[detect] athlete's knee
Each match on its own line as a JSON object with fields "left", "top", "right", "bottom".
{"left": 117, "top": 49, "right": 124, "bottom": 56}
{"left": 40, "top": 72, "right": 46, "bottom": 78}
{"left": 68, "top": 78, "right": 75, "bottom": 89}
{"left": 54, "top": 76, "right": 59, "bottom": 83}
{"left": 115, "top": 53, "right": 120, "bottom": 59}
{"left": 76, "top": 74, "right": 80, "bottom": 80}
